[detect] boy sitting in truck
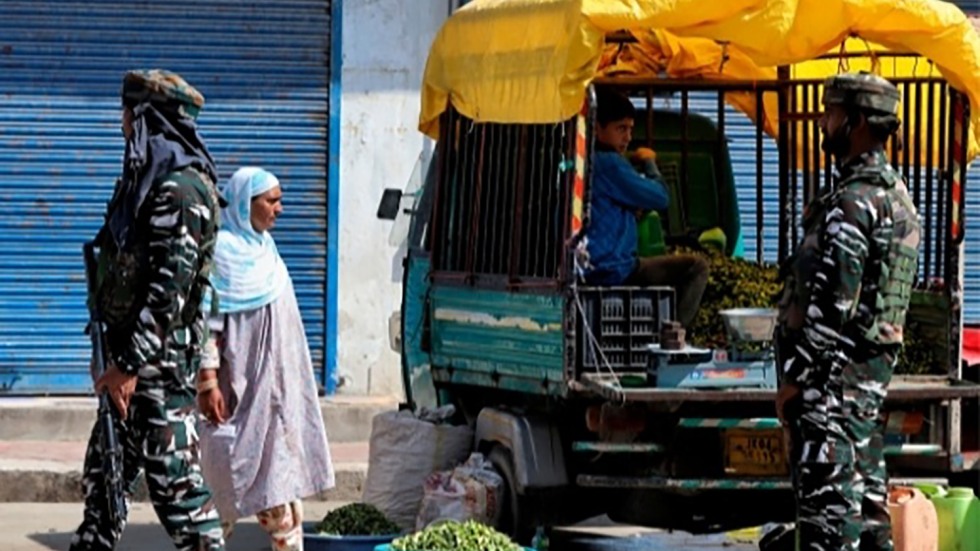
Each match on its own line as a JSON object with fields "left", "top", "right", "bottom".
{"left": 583, "top": 88, "right": 709, "bottom": 328}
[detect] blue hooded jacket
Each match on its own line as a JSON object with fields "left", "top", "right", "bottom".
{"left": 584, "top": 145, "right": 669, "bottom": 284}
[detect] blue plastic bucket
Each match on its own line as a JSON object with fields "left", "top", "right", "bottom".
{"left": 302, "top": 523, "right": 398, "bottom": 551}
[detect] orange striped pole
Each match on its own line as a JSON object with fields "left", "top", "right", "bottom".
{"left": 572, "top": 103, "right": 587, "bottom": 236}
{"left": 951, "top": 97, "right": 964, "bottom": 242}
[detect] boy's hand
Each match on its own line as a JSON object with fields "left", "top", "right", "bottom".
{"left": 628, "top": 148, "right": 662, "bottom": 179}
{"left": 629, "top": 147, "right": 657, "bottom": 163}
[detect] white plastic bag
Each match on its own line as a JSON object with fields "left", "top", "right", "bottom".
{"left": 415, "top": 452, "right": 504, "bottom": 531}
{"left": 361, "top": 407, "right": 474, "bottom": 531}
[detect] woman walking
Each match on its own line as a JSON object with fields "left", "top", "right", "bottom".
{"left": 197, "top": 166, "right": 335, "bottom": 551}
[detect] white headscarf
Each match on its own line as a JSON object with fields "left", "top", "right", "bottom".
{"left": 204, "top": 167, "right": 289, "bottom": 314}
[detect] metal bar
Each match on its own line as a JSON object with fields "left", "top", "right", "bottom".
{"left": 543, "top": 125, "right": 557, "bottom": 278}
{"left": 681, "top": 90, "right": 689, "bottom": 226}
{"left": 454, "top": 113, "right": 472, "bottom": 272}
{"left": 646, "top": 88, "right": 654, "bottom": 149}
{"left": 463, "top": 125, "right": 487, "bottom": 278}
{"left": 778, "top": 77, "right": 946, "bottom": 86}
{"left": 508, "top": 126, "right": 528, "bottom": 283}
{"left": 913, "top": 81, "right": 923, "bottom": 230}
{"left": 801, "top": 83, "right": 812, "bottom": 208}
{"left": 780, "top": 113, "right": 822, "bottom": 122}
{"left": 811, "top": 82, "right": 822, "bottom": 199}
{"left": 592, "top": 77, "right": 785, "bottom": 91}
{"left": 560, "top": 118, "right": 576, "bottom": 284}
{"left": 924, "top": 81, "right": 936, "bottom": 282}
{"left": 812, "top": 51, "right": 922, "bottom": 60}
{"left": 593, "top": 76, "right": 944, "bottom": 89}
{"left": 883, "top": 444, "right": 944, "bottom": 456}
{"left": 480, "top": 123, "right": 498, "bottom": 274}
{"left": 716, "top": 91, "right": 728, "bottom": 240}
{"left": 429, "top": 109, "right": 450, "bottom": 272}
{"left": 789, "top": 79, "right": 799, "bottom": 250}
{"left": 572, "top": 373, "right": 980, "bottom": 403}
{"left": 572, "top": 442, "right": 665, "bottom": 453}
{"left": 947, "top": 93, "right": 970, "bottom": 458}
{"left": 678, "top": 418, "right": 781, "bottom": 429}
{"left": 576, "top": 474, "right": 792, "bottom": 491}
{"left": 778, "top": 67, "right": 791, "bottom": 262}
{"left": 502, "top": 123, "right": 518, "bottom": 275}
{"left": 756, "top": 89, "right": 765, "bottom": 263}
{"left": 936, "top": 85, "right": 948, "bottom": 279}
{"left": 902, "top": 82, "right": 912, "bottom": 184}
{"left": 524, "top": 124, "right": 539, "bottom": 278}
{"left": 534, "top": 126, "right": 548, "bottom": 277}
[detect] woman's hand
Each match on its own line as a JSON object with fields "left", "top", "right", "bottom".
{"left": 198, "top": 387, "right": 227, "bottom": 425}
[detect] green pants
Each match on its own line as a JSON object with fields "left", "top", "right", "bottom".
{"left": 786, "top": 349, "right": 896, "bottom": 551}
{"left": 70, "top": 358, "right": 224, "bottom": 551}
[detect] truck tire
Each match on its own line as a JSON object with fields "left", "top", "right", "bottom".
{"left": 488, "top": 444, "right": 534, "bottom": 545}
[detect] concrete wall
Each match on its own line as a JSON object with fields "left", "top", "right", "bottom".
{"left": 337, "top": 0, "right": 451, "bottom": 396}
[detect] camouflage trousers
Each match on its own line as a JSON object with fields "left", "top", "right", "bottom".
{"left": 785, "top": 349, "right": 897, "bottom": 551}
{"left": 70, "top": 355, "right": 224, "bottom": 551}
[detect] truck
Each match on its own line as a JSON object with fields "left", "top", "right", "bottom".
{"left": 378, "top": 0, "right": 980, "bottom": 542}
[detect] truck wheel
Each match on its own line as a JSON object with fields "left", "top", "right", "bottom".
{"left": 488, "top": 445, "right": 534, "bottom": 545}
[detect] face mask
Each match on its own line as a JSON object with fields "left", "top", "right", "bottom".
{"left": 821, "top": 116, "right": 853, "bottom": 158}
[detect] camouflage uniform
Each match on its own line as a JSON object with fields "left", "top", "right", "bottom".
{"left": 71, "top": 71, "right": 225, "bottom": 551}
{"left": 776, "top": 73, "right": 921, "bottom": 551}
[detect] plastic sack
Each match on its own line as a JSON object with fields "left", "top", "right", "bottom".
{"left": 415, "top": 452, "right": 504, "bottom": 531}
{"left": 361, "top": 407, "right": 474, "bottom": 531}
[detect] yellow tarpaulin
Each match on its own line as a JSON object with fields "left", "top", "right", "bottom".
{"left": 420, "top": 0, "right": 980, "bottom": 160}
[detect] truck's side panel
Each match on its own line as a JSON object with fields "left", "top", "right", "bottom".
{"left": 430, "top": 285, "right": 566, "bottom": 394}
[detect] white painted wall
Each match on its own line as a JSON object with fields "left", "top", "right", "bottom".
{"left": 337, "top": 0, "right": 452, "bottom": 396}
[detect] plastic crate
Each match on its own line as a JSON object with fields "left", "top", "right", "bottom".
{"left": 576, "top": 286, "right": 676, "bottom": 372}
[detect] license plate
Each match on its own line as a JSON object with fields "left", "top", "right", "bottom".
{"left": 724, "top": 428, "right": 788, "bottom": 476}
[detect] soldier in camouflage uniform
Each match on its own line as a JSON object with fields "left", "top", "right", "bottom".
{"left": 775, "top": 72, "right": 921, "bottom": 551}
{"left": 70, "top": 69, "right": 226, "bottom": 551}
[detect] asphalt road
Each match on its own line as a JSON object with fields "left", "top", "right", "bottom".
{"left": 0, "top": 503, "right": 760, "bottom": 551}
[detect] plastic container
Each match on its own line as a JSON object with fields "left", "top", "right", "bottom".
{"left": 698, "top": 226, "right": 727, "bottom": 253}
{"left": 302, "top": 523, "right": 398, "bottom": 551}
{"left": 637, "top": 211, "right": 666, "bottom": 258}
{"left": 888, "top": 486, "right": 938, "bottom": 551}
{"left": 576, "top": 287, "right": 675, "bottom": 371}
{"left": 915, "top": 485, "right": 980, "bottom": 551}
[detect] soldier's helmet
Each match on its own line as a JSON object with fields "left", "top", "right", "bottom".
{"left": 121, "top": 69, "right": 205, "bottom": 120}
{"left": 822, "top": 71, "right": 901, "bottom": 117}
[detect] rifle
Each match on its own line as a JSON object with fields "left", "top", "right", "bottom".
{"left": 82, "top": 241, "right": 127, "bottom": 526}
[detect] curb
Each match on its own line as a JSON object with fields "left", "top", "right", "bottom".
{"left": 0, "top": 463, "right": 366, "bottom": 503}
{"left": 0, "top": 397, "right": 398, "bottom": 444}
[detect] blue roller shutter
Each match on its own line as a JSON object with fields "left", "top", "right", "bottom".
{"left": 0, "top": 0, "right": 331, "bottom": 393}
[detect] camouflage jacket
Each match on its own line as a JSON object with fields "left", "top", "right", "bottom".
{"left": 93, "top": 167, "right": 221, "bottom": 375}
{"left": 777, "top": 149, "right": 921, "bottom": 387}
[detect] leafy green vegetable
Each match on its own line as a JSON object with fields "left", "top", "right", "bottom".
{"left": 391, "top": 520, "right": 521, "bottom": 551}
{"left": 315, "top": 503, "right": 400, "bottom": 536}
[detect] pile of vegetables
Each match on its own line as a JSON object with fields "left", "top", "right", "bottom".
{"left": 673, "top": 246, "right": 780, "bottom": 350}
{"left": 391, "top": 520, "right": 522, "bottom": 551}
{"left": 315, "top": 503, "right": 400, "bottom": 536}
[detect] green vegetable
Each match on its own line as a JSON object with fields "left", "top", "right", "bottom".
{"left": 315, "top": 503, "right": 400, "bottom": 536}
{"left": 391, "top": 520, "right": 521, "bottom": 551}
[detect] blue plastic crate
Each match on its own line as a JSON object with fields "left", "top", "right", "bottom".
{"left": 302, "top": 523, "right": 398, "bottom": 551}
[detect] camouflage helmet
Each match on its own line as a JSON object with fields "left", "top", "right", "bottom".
{"left": 121, "top": 69, "right": 205, "bottom": 120}
{"left": 822, "top": 72, "right": 901, "bottom": 117}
